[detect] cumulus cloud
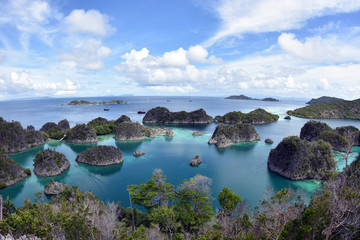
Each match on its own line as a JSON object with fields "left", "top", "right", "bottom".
{"left": 64, "top": 9, "right": 115, "bottom": 36}
{"left": 60, "top": 39, "right": 111, "bottom": 70}
{"left": 204, "top": 0, "right": 360, "bottom": 46}
{"left": 0, "top": 71, "right": 80, "bottom": 96}
{"left": 278, "top": 33, "right": 360, "bottom": 62}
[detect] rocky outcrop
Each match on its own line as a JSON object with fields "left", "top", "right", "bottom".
{"left": 0, "top": 149, "right": 29, "bottom": 188}
{"left": 190, "top": 156, "right": 202, "bottom": 166}
{"left": 208, "top": 123, "right": 261, "bottom": 148}
{"left": 265, "top": 138, "right": 274, "bottom": 144}
{"left": 40, "top": 122, "right": 63, "bottom": 140}
{"left": 114, "top": 115, "right": 131, "bottom": 125}
{"left": 143, "top": 107, "right": 213, "bottom": 124}
{"left": 215, "top": 108, "right": 279, "bottom": 124}
{"left": 33, "top": 149, "right": 70, "bottom": 177}
{"left": 67, "top": 124, "right": 98, "bottom": 143}
{"left": 133, "top": 150, "right": 146, "bottom": 156}
{"left": 192, "top": 131, "right": 202, "bottom": 136}
{"left": 300, "top": 121, "right": 359, "bottom": 152}
{"left": 268, "top": 136, "right": 336, "bottom": 180}
{"left": 87, "top": 117, "right": 116, "bottom": 135}
{"left": 147, "top": 127, "right": 174, "bottom": 137}
{"left": 0, "top": 119, "right": 27, "bottom": 153}
{"left": 44, "top": 180, "right": 67, "bottom": 195}
{"left": 76, "top": 145, "right": 123, "bottom": 166}
{"left": 58, "top": 119, "right": 70, "bottom": 131}
{"left": 115, "top": 122, "right": 146, "bottom": 141}
{"left": 25, "top": 129, "right": 44, "bottom": 148}
{"left": 284, "top": 116, "right": 291, "bottom": 120}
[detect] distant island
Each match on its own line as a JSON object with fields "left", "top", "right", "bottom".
{"left": 287, "top": 98, "right": 360, "bottom": 119}
{"left": 306, "top": 96, "right": 344, "bottom": 105}
{"left": 225, "top": 95, "right": 279, "bottom": 102}
{"left": 68, "top": 100, "right": 129, "bottom": 105}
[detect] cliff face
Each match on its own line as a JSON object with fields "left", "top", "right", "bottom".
{"left": 40, "top": 122, "right": 63, "bottom": 140}
{"left": 58, "top": 119, "right": 70, "bottom": 131}
{"left": 44, "top": 181, "right": 67, "bottom": 195}
{"left": 208, "top": 123, "right": 261, "bottom": 148}
{"left": 215, "top": 108, "right": 279, "bottom": 124}
{"left": 67, "top": 124, "right": 98, "bottom": 143}
{"left": 25, "top": 130, "right": 44, "bottom": 148}
{"left": 300, "top": 121, "right": 359, "bottom": 152}
{"left": 0, "top": 120, "right": 27, "bottom": 153}
{"left": 115, "top": 122, "right": 146, "bottom": 141}
{"left": 268, "top": 136, "right": 336, "bottom": 180}
{"left": 114, "top": 115, "right": 131, "bottom": 125}
{"left": 33, "top": 149, "right": 70, "bottom": 177}
{"left": 0, "top": 149, "right": 29, "bottom": 188}
{"left": 143, "top": 107, "right": 213, "bottom": 124}
{"left": 76, "top": 145, "right": 123, "bottom": 166}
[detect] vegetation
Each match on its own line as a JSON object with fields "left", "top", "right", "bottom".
{"left": 40, "top": 122, "right": 64, "bottom": 140}
{"left": 0, "top": 148, "right": 28, "bottom": 187}
{"left": 33, "top": 149, "right": 70, "bottom": 177}
{"left": 67, "top": 124, "right": 98, "bottom": 143}
{"left": 0, "top": 119, "right": 27, "bottom": 153}
{"left": 143, "top": 107, "right": 213, "bottom": 124}
{"left": 76, "top": 145, "right": 123, "bottom": 166}
{"left": 87, "top": 117, "right": 117, "bottom": 135}
{"left": 68, "top": 99, "right": 129, "bottom": 105}
{"left": 215, "top": 108, "right": 279, "bottom": 124}
{"left": 306, "top": 96, "right": 343, "bottom": 105}
{"left": 225, "top": 95, "right": 279, "bottom": 102}
{"left": 287, "top": 98, "right": 360, "bottom": 119}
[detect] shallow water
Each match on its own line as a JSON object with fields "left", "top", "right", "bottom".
{"left": 1, "top": 96, "right": 360, "bottom": 208}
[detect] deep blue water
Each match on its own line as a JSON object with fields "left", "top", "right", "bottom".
{"left": 0, "top": 96, "right": 360, "bottom": 209}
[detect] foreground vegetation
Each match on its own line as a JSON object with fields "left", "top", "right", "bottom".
{"left": 1, "top": 154, "right": 360, "bottom": 239}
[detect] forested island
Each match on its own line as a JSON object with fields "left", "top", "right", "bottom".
{"left": 306, "top": 96, "right": 344, "bottom": 105}
{"left": 67, "top": 99, "right": 129, "bottom": 105}
{"left": 287, "top": 98, "right": 360, "bottom": 119}
{"left": 225, "top": 95, "right": 279, "bottom": 102}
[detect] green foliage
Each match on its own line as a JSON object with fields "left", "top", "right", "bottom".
{"left": 87, "top": 117, "right": 117, "bottom": 135}
{"left": 149, "top": 206, "right": 178, "bottom": 238}
{"left": 24, "top": 168, "right": 31, "bottom": 175}
{"left": 218, "top": 187, "right": 241, "bottom": 214}
{"left": 128, "top": 169, "right": 175, "bottom": 210}
{"left": 215, "top": 108, "right": 279, "bottom": 124}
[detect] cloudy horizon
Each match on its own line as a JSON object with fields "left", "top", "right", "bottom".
{"left": 0, "top": 0, "right": 360, "bottom": 100}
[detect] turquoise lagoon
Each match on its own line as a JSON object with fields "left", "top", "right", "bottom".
{"left": 1, "top": 96, "right": 360, "bottom": 208}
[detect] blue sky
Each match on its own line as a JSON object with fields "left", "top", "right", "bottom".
{"left": 0, "top": 0, "right": 360, "bottom": 100}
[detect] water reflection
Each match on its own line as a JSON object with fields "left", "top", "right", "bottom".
{"left": 77, "top": 162, "right": 123, "bottom": 177}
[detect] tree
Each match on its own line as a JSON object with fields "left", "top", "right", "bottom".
{"left": 175, "top": 174, "right": 214, "bottom": 232}
{"left": 218, "top": 187, "right": 241, "bottom": 216}
{"left": 148, "top": 206, "right": 178, "bottom": 239}
{"left": 128, "top": 169, "right": 175, "bottom": 210}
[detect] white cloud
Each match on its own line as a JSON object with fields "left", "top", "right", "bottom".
{"left": 59, "top": 39, "right": 111, "bottom": 70}
{"left": 204, "top": 0, "right": 360, "bottom": 46}
{"left": 147, "top": 85, "right": 198, "bottom": 93}
{"left": 278, "top": 33, "right": 360, "bottom": 62}
{"left": 64, "top": 9, "right": 114, "bottom": 36}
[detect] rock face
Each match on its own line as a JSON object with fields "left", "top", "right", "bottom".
{"left": 67, "top": 124, "right": 98, "bottom": 143}
{"left": 58, "top": 119, "right": 70, "bottom": 131}
{"left": 115, "top": 122, "right": 146, "bottom": 141}
{"left": 114, "top": 115, "right": 131, "bottom": 125}
{"left": 268, "top": 136, "right": 336, "bottom": 180}
{"left": 265, "top": 138, "right": 274, "bottom": 144}
{"left": 133, "top": 150, "right": 146, "bottom": 156}
{"left": 190, "top": 156, "right": 202, "bottom": 166}
{"left": 40, "top": 122, "right": 63, "bottom": 140}
{"left": 300, "top": 121, "right": 359, "bottom": 152}
{"left": 25, "top": 129, "right": 44, "bottom": 148}
{"left": 215, "top": 109, "right": 279, "bottom": 124}
{"left": 208, "top": 123, "right": 261, "bottom": 148}
{"left": 148, "top": 127, "right": 174, "bottom": 137}
{"left": 0, "top": 149, "right": 29, "bottom": 188}
{"left": 76, "top": 145, "right": 123, "bottom": 166}
{"left": 0, "top": 119, "right": 27, "bottom": 153}
{"left": 143, "top": 107, "right": 213, "bottom": 124}
{"left": 33, "top": 149, "right": 70, "bottom": 177}
{"left": 44, "top": 181, "right": 67, "bottom": 195}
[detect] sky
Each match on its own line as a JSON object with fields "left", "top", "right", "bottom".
{"left": 0, "top": 0, "right": 360, "bottom": 100}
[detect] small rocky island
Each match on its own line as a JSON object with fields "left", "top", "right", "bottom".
{"left": 33, "top": 149, "right": 70, "bottom": 177}
{"left": 268, "top": 136, "right": 336, "bottom": 180}
{"left": 67, "top": 124, "right": 98, "bottom": 143}
{"left": 225, "top": 95, "right": 279, "bottom": 102}
{"left": 215, "top": 108, "right": 279, "bottom": 124}
{"left": 190, "top": 156, "right": 202, "bottom": 166}
{"left": 143, "top": 107, "right": 213, "bottom": 124}
{"left": 68, "top": 100, "right": 129, "bottom": 105}
{"left": 44, "top": 180, "right": 67, "bottom": 195}
{"left": 0, "top": 149, "right": 30, "bottom": 188}
{"left": 208, "top": 123, "right": 261, "bottom": 148}
{"left": 76, "top": 145, "right": 123, "bottom": 166}
{"left": 287, "top": 98, "right": 360, "bottom": 119}
{"left": 133, "top": 150, "right": 145, "bottom": 156}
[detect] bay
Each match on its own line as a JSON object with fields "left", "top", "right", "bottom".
{"left": 1, "top": 96, "right": 360, "bottom": 209}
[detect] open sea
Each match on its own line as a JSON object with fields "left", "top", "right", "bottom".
{"left": 1, "top": 96, "right": 360, "bottom": 209}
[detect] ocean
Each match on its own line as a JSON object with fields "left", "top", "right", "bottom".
{"left": 1, "top": 96, "right": 360, "bottom": 209}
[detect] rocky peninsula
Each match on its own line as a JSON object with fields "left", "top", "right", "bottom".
{"left": 67, "top": 124, "right": 98, "bottom": 143}
{"left": 143, "top": 107, "right": 213, "bottom": 124}
{"left": 208, "top": 123, "right": 261, "bottom": 148}
{"left": 215, "top": 108, "right": 279, "bottom": 124}
{"left": 76, "top": 145, "right": 123, "bottom": 166}
{"left": 33, "top": 149, "right": 70, "bottom": 177}
{"left": 0, "top": 149, "right": 30, "bottom": 188}
{"left": 287, "top": 98, "right": 360, "bottom": 119}
{"left": 44, "top": 180, "right": 67, "bottom": 195}
{"left": 268, "top": 136, "right": 336, "bottom": 180}
{"left": 306, "top": 96, "right": 343, "bottom": 105}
